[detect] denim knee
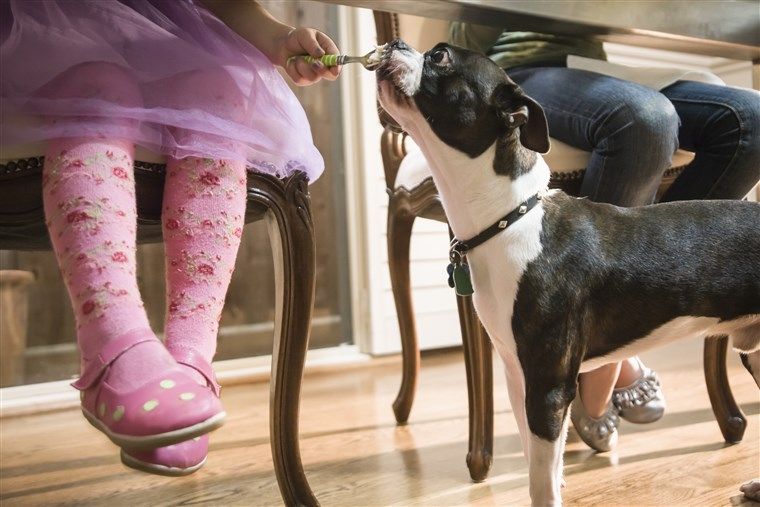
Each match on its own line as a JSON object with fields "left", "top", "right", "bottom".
{"left": 710, "top": 87, "right": 760, "bottom": 196}
{"left": 734, "top": 88, "right": 760, "bottom": 165}
{"left": 596, "top": 91, "right": 680, "bottom": 170}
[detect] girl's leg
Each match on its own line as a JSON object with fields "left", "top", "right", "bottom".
{"left": 42, "top": 62, "right": 225, "bottom": 449}
{"left": 579, "top": 362, "right": 621, "bottom": 418}
{"left": 616, "top": 357, "right": 644, "bottom": 387}
{"left": 121, "top": 68, "right": 246, "bottom": 474}
{"left": 121, "top": 158, "right": 245, "bottom": 475}
{"left": 43, "top": 137, "right": 178, "bottom": 390}
{"left": 161, "top": 156, "right": 247, "bottom": 381}
{"left": 45, "top": 138, "right": 225, "bottom": 449}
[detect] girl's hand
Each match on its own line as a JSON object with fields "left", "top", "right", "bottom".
{"left": 276, "top": 27, "right": 341, "bottom": 86}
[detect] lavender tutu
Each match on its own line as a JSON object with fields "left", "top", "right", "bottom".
{"left": 1, "top": 0, "right": 324, "bottom": 181}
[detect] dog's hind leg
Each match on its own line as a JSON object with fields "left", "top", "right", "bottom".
{"left": 741, "top": 479, "right": 760, "bottom": 501}
{"left": 740, "top": 351, "right": 760, "bottom": 389}
{"left": 729, "top": 324, "right": 760, "bottom": 500}
{"left": 731, "top": 321, "right": 760, "bottom": 354}
{"left": 731, "top": 322, "right": 760, "bottom": 388}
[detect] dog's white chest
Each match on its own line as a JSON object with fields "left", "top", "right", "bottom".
{"left": 467, "top": 205, "right": 545, "bottom": 356}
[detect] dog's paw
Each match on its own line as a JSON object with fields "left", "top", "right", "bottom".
{"left": 740, "top": 479, "right": 760, "bottom": 501}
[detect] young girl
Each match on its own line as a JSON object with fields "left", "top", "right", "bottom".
{"left": 2, "top": 0, "right": 340, "bottom": 476}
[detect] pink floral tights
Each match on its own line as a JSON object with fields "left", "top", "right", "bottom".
{"left": 43, "top": 137, "right": 246, "bottom": 391}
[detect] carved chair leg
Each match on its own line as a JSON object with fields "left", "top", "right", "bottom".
{"left": 704, "top": 336, "right": 747, "bottom": 443}
{"left": 455, "top": 292, "right": 494, "bottom": 482}
{"left": 387, "top": 201, "right": 419, "bottom": 424}
{"left": 264, "top": 179, "right": 318, "bottom": 507}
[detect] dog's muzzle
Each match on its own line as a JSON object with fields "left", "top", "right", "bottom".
{"left": 376, "top": 38, "right": 423, "bottom": 98}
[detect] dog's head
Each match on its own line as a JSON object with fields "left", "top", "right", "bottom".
{"left": 376, "top": 39, "right": 550, "bottom": 174}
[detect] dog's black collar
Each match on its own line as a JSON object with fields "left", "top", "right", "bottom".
{"left": 450, "top": 192, "right": 542, "bottom": 260}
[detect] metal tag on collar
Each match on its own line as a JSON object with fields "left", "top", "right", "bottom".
{"left": 447, "top": 241, "right": 473, "bottom": 296}
{"left": 453, "top": 262, "right": 473, "bottom": 296}
{"left": 447, "top": 240, "right": 460, "bottom": 289}
{"left": 446, "top": 260, "right": 474, "bottom": 295}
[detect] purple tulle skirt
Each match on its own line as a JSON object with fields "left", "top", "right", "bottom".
{"left": 1, "top": 0, "right": 324, "bottom": 181}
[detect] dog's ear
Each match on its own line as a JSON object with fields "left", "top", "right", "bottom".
{"left": 492, "top": 83, "right": 550, "bottom": 154}
{"left": 517, "top": 93, "right": 550, "bottom": 154}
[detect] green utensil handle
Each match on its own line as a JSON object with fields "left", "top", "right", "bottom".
{"left": 287, "top": 54, "right": 342, "bottom": 67}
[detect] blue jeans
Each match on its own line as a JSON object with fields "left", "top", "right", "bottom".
{"left": 508, "top": 66, "right": 760, "bottom": 206}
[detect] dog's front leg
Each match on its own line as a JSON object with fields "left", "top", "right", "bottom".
{"left": 521, "top": 347, "right": 580, "bottom": 506}
{"left": 527, "top": 413, "right": 570, "bottom": 506}
{"left": 502, "top": 348, "right": 568, "bottom": 501}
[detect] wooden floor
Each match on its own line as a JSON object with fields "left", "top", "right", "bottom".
{"left": 1, "top": 340, "right": 758, "bottom": 506}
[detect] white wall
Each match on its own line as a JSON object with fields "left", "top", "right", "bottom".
{"left": 342, "top": 9, "right": 757, "bottom": 355}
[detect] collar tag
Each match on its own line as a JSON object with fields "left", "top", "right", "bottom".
{"left": 446, "top": 244, "right": 473, "bottom": 295}
{"left": 446, "top": 260, "right": 474, "bottom": 296}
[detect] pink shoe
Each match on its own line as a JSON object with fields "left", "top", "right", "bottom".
{"left": 74, "top": 329, "right": 226, "bottom": 450}
{"left": 121, "top": 435, "right": 209, "bottom": 476}
{"left": 120, "top": 349, "right": 221, "bottom": 475}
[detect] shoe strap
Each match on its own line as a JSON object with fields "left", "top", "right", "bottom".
{"left": 72, "top": 328, "right": 156, "bottom": 391}
{"left": 169, "top": 347, "right": 221, "bottom": 397}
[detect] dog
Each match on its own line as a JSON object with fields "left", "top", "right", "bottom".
{"left": 375, "top": 39, "right": 760, "bottom": 506}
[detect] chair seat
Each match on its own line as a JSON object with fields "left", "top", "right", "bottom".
{"left": 394, "top": 137, "right": 695, "bottom": 192}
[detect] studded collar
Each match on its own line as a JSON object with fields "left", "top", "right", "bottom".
{"left": 449, "top": 192, "right": 542, "bottom": 262}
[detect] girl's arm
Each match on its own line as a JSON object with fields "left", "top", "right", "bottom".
{"left": 201, "top": 0, "right": 340, "bottom": 85}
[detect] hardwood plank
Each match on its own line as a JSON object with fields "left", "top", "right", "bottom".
{"left": 1, "top": 344, "right": 758, "bottom": 506}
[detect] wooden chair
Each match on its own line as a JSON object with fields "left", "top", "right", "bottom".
{"left": 0, "top": 148, "right": 319, "bottom": 506}
{"left": 373, "top": 10, "right": 748, "bottom": 483}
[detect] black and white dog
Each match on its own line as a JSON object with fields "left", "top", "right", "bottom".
{"left": 376, "top": 39, "right": 760, "bottom": 506}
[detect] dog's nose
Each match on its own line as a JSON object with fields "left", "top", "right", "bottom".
{"left": 389, "top": 38, "right": 411, "bottom": 52}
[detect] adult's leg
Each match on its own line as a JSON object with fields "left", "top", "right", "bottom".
{"left": 509, "top": 66, "right": 679, "bottom": 206}
{"left": 660, "top": 80, "right": 760, "bottom": 201}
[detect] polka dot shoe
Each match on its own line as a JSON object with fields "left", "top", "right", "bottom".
{"left": 120, "top": 349, "right": 221, "bottom": 475}
{"left": 73, "top": 329, "right": 225, "bottom": 450}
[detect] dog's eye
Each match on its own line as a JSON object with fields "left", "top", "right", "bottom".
{"left": 431, "top": 48, "right": 450, "bottom": 65}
